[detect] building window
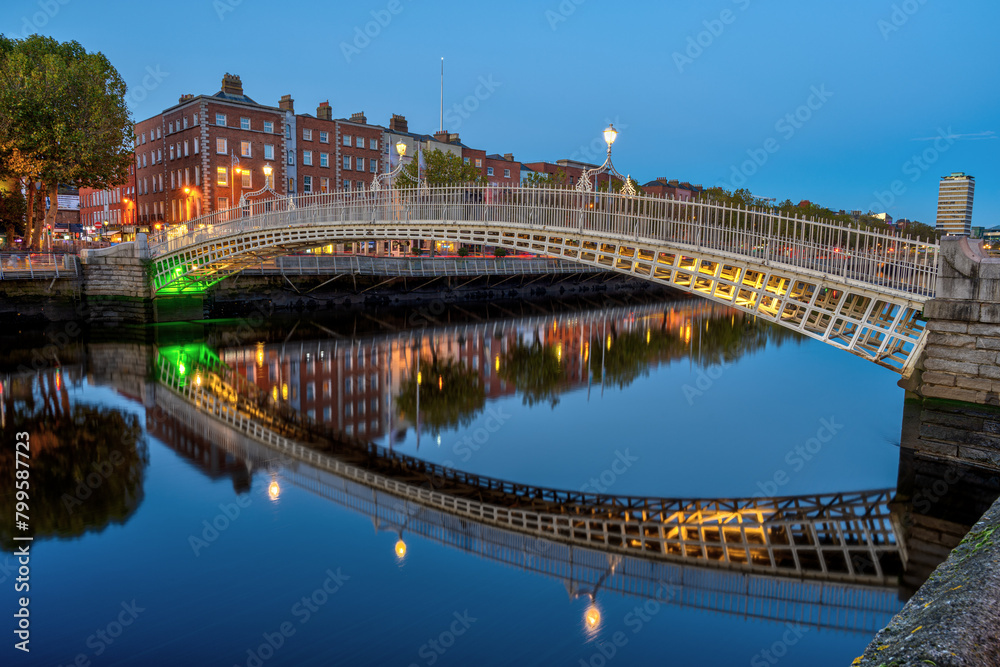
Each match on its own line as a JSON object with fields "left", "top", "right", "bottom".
{"left": 184, "top": 141, "right": 189, "bottom": 157}
{"left": 356, "top": 180, "right": 363, "bottom": 190}
{"left": 475, "top": 159, "right": 482, "bottom": 168}
{"left": 487, "top": 167, "right": 494, "bottom": 176}
{"left": 504, "top": 169, "right": 510, "bottom": 178}
{"left": 344, "top": 181, "right": 351, "bottom": 191}
{"left": 369, "top": 138, "right": 378, "bottom": 150}
{"left": 303, "top": 150, "right": 312, "bottom": 166}
{"left": 303, "top": 128, "right": 312, "bottom": 141}
{"left": 264, "top": 144, "right": 274, "bottom": 160}
{"left": 344, "top": 377, "right": 352, "bottom": 394}
{"left": 303, "top": 175, "right": 312, "bottom": 193}
{"left": 192, "top": 114, "right": 198, "bottom": 126}
{"left": 216, "top": 113, "right": 226, "bottom": 126}
{"left": 343, "top": 156, "right": 351, "bottom": 170}
{"left": 356, "top": 157, "right": 365, "bottom": 172}
{"left": 343, "top": 135, "right": 352, "bottom": 147}
{"left": 169, "top": 145, "right": 175, "bottom": 160}
{"left": 216, "top": 138, "right": 227, "bottom": 154}
{"left": 216, "top": 167, "right": 228, "bottom": 186}
{"left": 241, "top": 141, "right": 252, "bottom": 158}
{"left": 370, "top": 160, "right": 377, "bottom": 173}
{"left": 141, "top": 132, "right": 146, "bottom": 144}
{"left": 195, "top": 166, "right": 200, "bottom": 185}
{"left": 319, "top": 131, "right": 329, "bottom": 143}
{"left": 194, "top": 138, "right": 199, "bottom": 154}
{"left": 168, "top": 121, "right": 174, "bottom": 133}
{"left": 463, "top": 157, "right": 470, "bottom": 165}
{"left": 264, "top": 121, "right": 273, "bottom": 133}
{"left": 321, "top": 177, "right": 329, "bottom": 193}
{"left": 319, "top": 153, "right": 328, "bottom": 168}
{"left": 240, "top": 117, "right": 250, "bottom": 130}
{"left": 242, "top": 171, "right": 251, "bottom": 188}
{"left": 217, "top": 196, "right": 229, "bottom": 210}
{"left": 288, "top": 152, "right": 295, "bottom": 165}
{"left": 183, "top": 117, "right": 188, "bottom": 129}
{"left": 156, "top": 127, "right": 161, "bottom": 139}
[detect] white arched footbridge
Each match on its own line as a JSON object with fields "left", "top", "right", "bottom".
{"left": 147, "top": 186, "right": 939, "bottom": 374}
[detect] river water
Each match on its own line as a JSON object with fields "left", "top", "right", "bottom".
{"left": 1, "top": 291, "right": 935, "bottom": 666}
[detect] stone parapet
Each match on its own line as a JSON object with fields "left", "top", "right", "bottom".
{"left": 920, "top": 237, "right": 1000, "bottom": 407}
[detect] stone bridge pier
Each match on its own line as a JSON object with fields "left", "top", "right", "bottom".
{"left": 904, "top": 238, "right": 1000, "bottom": 470}
{"left": 79, "top": 234, "right": 203, "bottom": 323}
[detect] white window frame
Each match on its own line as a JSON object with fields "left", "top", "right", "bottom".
{"left": 216, "top": 113, "right": 227, "bottom": 126}
{"left": 241, "top": 141, "right": 252, "bottom": 158}
{"left": 216, "top": 138, "right": 227, "bottom": 154}
{"left": 319, "top": 153, "right": 329, "bottom": 168}
{"left": 240, "top": 117, "right": 250, "bottom": 130}
{"left": 303, "top": 150, "right": 313, "bottom": 166}
{"left": 303, "top": 128, "right": 313, "bottom": 141}
{"left": 264, "top": 121, "right": 274, "bottom": 133}
{"left": 264, "top": 144, "right": 274, "bottom": 160}
{"left": 319, "top": 131, "right": 329, "bottom": 143}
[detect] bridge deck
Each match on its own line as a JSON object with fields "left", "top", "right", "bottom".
{"left": 144, "top": 186, "right": 937, "bottom": 373}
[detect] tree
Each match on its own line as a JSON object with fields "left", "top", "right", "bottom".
{"left": 0, "top": 186, "right": 26, "bottom": 243}
{"left": 523, "top": 168, "right": 572, "bottom": 188}
{"left": 493, "top": 246, "right": 507, "bottom": 258}
{"left": 0, "top": 35, "right": 133, "bottom": 248}
{"left": 396, "top": 148, "right": 483, "bottom": 187}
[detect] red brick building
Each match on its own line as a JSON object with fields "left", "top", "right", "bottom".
{"left": 134, "top": 74, "right": 287, "bottom": 229}
{"left": 641, "top": 178, "right": 703, "bottom": 200}
{"left": 79, "top": 161, "right": 137, "bottom": 240}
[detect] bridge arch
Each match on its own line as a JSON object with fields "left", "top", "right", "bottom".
{"left": 148, "top": 186, "right": 937, "bottom": 372}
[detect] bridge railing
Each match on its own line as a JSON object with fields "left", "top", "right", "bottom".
{"left": 0, "top": 253, "right": 78, "bottom": 280}
{"left": 148, "top": 185, "right": 939, "bottom": 297}
{"left": 239, "top": 254, "right": 597, "bottom": 277}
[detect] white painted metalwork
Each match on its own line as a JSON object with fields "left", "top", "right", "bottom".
{"left": 238, "top": 254, "right": 599, "bottom": 278}
{"left": 0, "top": 253, "right": 78, "bottom": 280}
{"left": 157, "top": 350, "right": 902, "bottom": 588}
{"left": 146, "top": 185, "right": 938, "bottom": 372}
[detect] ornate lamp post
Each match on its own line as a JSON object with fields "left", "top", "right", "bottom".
{"left": 239, "top": 164, "right": 280, "bottom": 206}
{"left": 370, "top": 140, "right": 408, "bottom": 192}
{"left": 576, "top": 124, "right": 635, "bottom": 195}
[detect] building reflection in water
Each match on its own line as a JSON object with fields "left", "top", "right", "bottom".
{"left": 5, "top": 295, "right": 1000, "bottom": 640}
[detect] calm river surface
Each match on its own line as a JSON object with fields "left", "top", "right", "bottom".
{"left": 2, "top": 292, "right": 912, "bottom": 666}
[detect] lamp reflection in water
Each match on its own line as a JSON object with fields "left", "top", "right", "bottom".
{"left": 583, "top": 598, "right": 603, "bottom": 639}
{"left": 268, "top": 477, "right": 281, "bottom": 501}
{"left": 394, "top": 538, "right": 407, "bottom": 560}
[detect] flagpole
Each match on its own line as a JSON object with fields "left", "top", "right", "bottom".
{"left": 440, "top": 57, "right": 444, "bottom": 133}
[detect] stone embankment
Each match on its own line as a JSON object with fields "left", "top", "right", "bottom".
{"left": 853, "top": 494, "right": 1000, "bottom": 666}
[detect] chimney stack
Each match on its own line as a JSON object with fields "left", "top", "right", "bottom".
{"left": 179, "top": 94, "right": 194, "bottom": 103}
{"left": 503, "top": 153, "right": 514, "bottom": 162}
{"left": 350, "top": 111, "right": 367, "bottom": 124}
{"left": 221, "top": 73, "right": 243, "bottom": 97}
{"left": 279, "top": 94, "right": 294, "bottom": 112}
{"left": 317, "top": 100, "right": 332, "bottom": 121}
{"left": 433, "top": 130, "right": 450, "bottom": 143}
{"left": 389, "top": 114, "right": 408, "bottom": 133}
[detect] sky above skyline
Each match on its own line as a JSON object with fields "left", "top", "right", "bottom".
{"left": 5, "top": 0, "right": 999, "bottom": 226}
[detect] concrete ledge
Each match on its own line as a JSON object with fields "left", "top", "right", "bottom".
{"left": 853, "top": 495, "right": 1000, "bottom": 666}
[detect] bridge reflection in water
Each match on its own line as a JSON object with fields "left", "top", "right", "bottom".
{"left": 137, "top": 299, "right": 910, "bottom": 636}
{"left": 8, "top": 297, "right": 995, "bottom": 642}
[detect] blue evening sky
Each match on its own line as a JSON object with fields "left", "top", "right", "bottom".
{"left": 5, "top": 0, "right": 998, "bottom": 226}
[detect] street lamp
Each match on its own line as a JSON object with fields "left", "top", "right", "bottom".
{"left": 371, "top": 140, "right": 409, "bottom": 191}
{"left": 577, "top": 123, "right": 634, "bottom": 194}
{"left": 239, "top": 163, "right": 281, "bottom": 211}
